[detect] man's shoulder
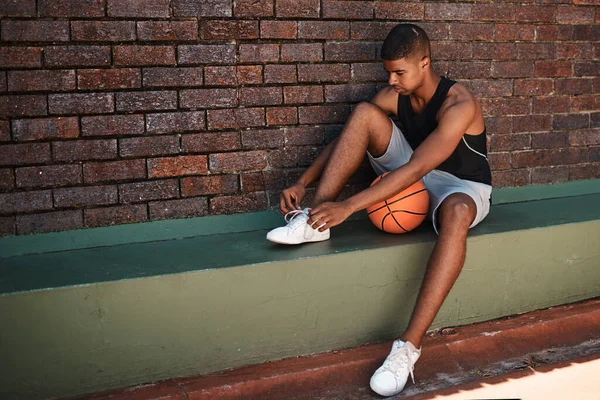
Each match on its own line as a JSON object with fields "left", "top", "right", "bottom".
{"left": 442, "top": 81, "right": 478, "bottom": 114}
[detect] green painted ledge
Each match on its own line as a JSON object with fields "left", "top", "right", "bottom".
{"left": 0, "top": 179, "right": 599, "bottom": 260}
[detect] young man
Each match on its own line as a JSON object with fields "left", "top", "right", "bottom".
{"left": 266, "top": 24, "right": 492, "bottom": 396}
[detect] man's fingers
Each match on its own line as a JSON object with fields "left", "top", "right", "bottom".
{"left": 279, "top": 195, "right": 288, "bottom": 215}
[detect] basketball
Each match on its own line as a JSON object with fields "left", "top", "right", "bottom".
{"left": 366, "top": 172, "right": 429, "bottom": 234}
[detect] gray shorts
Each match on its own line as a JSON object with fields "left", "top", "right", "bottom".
{"left": 366, "top": 119, "right": 492, "bottom": 235}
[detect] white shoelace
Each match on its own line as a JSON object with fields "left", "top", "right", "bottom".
{"left": 284, "top": 209, "right": 309, "bottom": 229}
{"left": 382, "top": 344, "right": 417, "bottom": 384}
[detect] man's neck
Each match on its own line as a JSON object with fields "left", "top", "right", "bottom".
{"left": 409, "top": 71, "right": 441, "bottom": 111}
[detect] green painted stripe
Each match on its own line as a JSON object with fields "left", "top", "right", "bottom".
{"left": 493, "top": 179, "right": 600, "bottom": 205}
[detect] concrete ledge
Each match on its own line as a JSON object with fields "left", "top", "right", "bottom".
{"left": 1, "top": 183, "right": 600, "bottom": 399}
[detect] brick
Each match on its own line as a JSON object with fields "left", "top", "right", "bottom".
{"left": 516, "top": 5, "right": 556, "bottom": 23}
{"left": 147, "top": 155, "right": 208, "bottom": 178}
{"left": 483, "top": 97, "right": 531, "bottom": 116}
{"left": 237, "top": 66, "right": 263, "bottom": 85}
{"left": 0, "top": 142, "right": 50, "bottom": 166}
{"left": 173, "top": 0, "right": 232, "bottom": 17}
{"left": 0, "top": 72, "right": 5, "bottom": 92}
{"left": 284, "top": 86, "right": 323, "bottom": 104}
{"left": 569, "top": 163, "right": 600, "bottom": 181}
{"left": 553, "top": 114, "right": 589, "bottom": 130}
{"left": 425, "top": 3, "right": 471, "bottom": 20}
{"left": 0, "top": 95, "right": 46, "bottom": 117}
{"left": 284, "top": 126, "right": 324, "bottom": 146}
{"left": 53, "top": 139, "right": 117, "bottom": 161}
{"left": 535, "top": 24, "right": 573, "bottom": 41}
{"left": 489, "top": 153, "right": 510, "bottom": 171}
{"left": 120, "top": 136, "right": 179, "bottom": 158}
{"left": 8, "top": 70, "right": 75, "bottom": 92}
{"left": 266, "top": 107, "right": 297, "bottom": 126}
{"left": 573, "top": 25, "right": 600, "bottom": 41}
{"left": 114, "top": 46, "right": 175, "bottom": 66}
{"left": 180, "top": 89, "right": 237, "bottom": 109}
{"left": 210, "top": 192, "right": 267, "bottom": 214}
{"left": 323, "top": 1, "right": 373, "bottom": 19}
{"left": 210, "top": 151, "right": 267, "bottom": 173}
{"left": 571, "top": 95, "right": 600, "bottom": 113}
{"left": 592, "top": 112, "right": 600, "bottom": 128}
{"left": 78, "top": 68, "right": 140, "bottom": 90}
{"left": 181, "top": 175, "right": 238, "bottom": 196}
{"left": 241, "top": 129, "right": 283, "bottom": 149}
{"left": 54, "top": 185, "right": 118, "bottom": 208}
{"left": 235, "top": 0, "right": 273, "bottom": 17}
{"left": 556, "top": 43, "right": 593, "bottom": 60}
{"left": 71, "top": 21, "right": 136, "bottom": 42}
{"left": 137, "top": 21, "right": 198, "bottom": 41}
{"left": 472, "top": 43, "right": 516, "bottom": 60}
{"left": 533, "top": 96, "right": 570, "bottom": 114}
{"left": 374, "top": 2, "right": 423, "bottom": 20}
{"left": 81, "top": 114, "right": 144, "bottom": 137}
{"left": 485, "top": 116, "right": 513, "bottom": 135}
{"left": 297, "top": 146, "right": 320, "bottom": 167}
{"left": 512, "top": 148, "right": 584, "bottom": 168}
{"left": 39, "top": 0, "right": 104, "bottom": 17}
{"left": 149, "top": 197, "right": 208, "bottom": 220}
{"left": 1, "top": 20, "right": 68, "bottom": 42}
{"left": 448, "top": 61, "right": 492, "bottom": 79}
{"left": 45, "top": 46, "right": 110, "bottom": 68}
{"left": 280, "top": 44, "right": 322, "bottom": 63}
{"left": 85, "top": 159, "right": 146, "bottom": 184}
{"left": 107, "top": 0, "right": 170, "bottom": 17}
{"left": 531, "top": 166, "right": 569, "bottom": 185}
{"left": 143, "top": 67, "right": 203, "bottom": 87}
{"left": 0, "top": 47, "right": 41, "bottom": 68}
{"left": 240, "top": 44, "right": 279, "bottom": 63}
{"left": 85, "top": 204, "right": 148, "bottom": 228}
{"left": 264, "top": 65, "right": 296, "bottom": 84}
{"left": 277, "top": 0, "right": 320, "bottom": 18}
{"left": 49, "top": 93, "right": 114, "bottom": 115}
{"left": 460, "top": 79, "right": 512, "bottom": 98}
{"left": 0, "top": 190, "right": 52, "bottom": 214}
{"left": 471, "top": 4, "right": 514, "bottom": 21}
{"left": 556, "top": 6, "right": 595, "bottom": 24}
{"left": 517, "top": 43, "right": 555, "bottom": 60}
{"left": 240, "top": 172, "right": 265, "bottom": 192}
{"left": 116, "top": 91, "right": 177, "bottom": 112}
{"left": 299, "top": 104, "right": 351, "bottom": 124}
{"left": 434, "top": 42, "right": 474, "bottom": 60}
{"left": 350, "top": 21, "right": 399, "bottom": 41}
{"left": 16, "top": 164, "right": 81, "bottom": 188}
{"left": 531, "top": 131, "right": 569, "bottom": 149}
{"left": 12, "top": 117, "right": 79, "bottom": 141}
{"left": 240, "top": 87, "right": 282, "bottom": 107}
{"left": 417, "top": 22, "right": 450, "bottom": 41}
{"left": 512, "top": 115, "right": 553, "bottom": 133}
{"left": 204, "top": 66, "right": 236, "bottom": 86}
{"left": 207, "top": 108, "right": 265, "bottom": 130}
{"left": 535, "top": 61, "right": 573, "bottom": 78}
{"left": 0, "top": 216, "right": 15, "bottom": 237}
{"left": 513, "top": 79, "right": 554, "bottom": 96}
{"left": 575, "top": 61, "right": 600, "bottom": 77}
{"left": 324, "top": 42, "right": 379, "bottom": 62}
{"left": 0, "top": 121, "right": 10, "bottom": 142}
{"left": 200, "top": 20, "right": 258, "bottom": 40}
{"left": 179, "top": 44, "right": 237, "bottom": 65}
{"left": 0, "top": 168, "right": 14, "bottom": 192}
{"left": 494, "top": 24, "right": 534, "bottom": 41}
{"left": 491, "top": 61, "right": 534, "bottom": 78}
{"left": 298, "top": 64, "right": 350, "bottom": 83}
{"left": 325, "top": 83, "right": 378, "bottom": 103}
{"left": 299, "top": 21, "right": 349, "bottom": 40}
{"left": 182, "top": 132, "right": 240, "bottom": 153}
{"left": 448, "top": 23, "right": 494, "bottom": 41}
{"left": 268, "top": 148, "right": 298, "bottom": 168}
{"left": 119, "top": 179, "right": 178, "bottom": 203}
{"left": 555, "top": 78, "right": 593, "bottom": 95}
{"left": 591, "top": 147, "right": 600, "bottom": 163}
{"left": 147, "top": 111, "right": 205, "bottom": 134}
{"left": 261, "top": 21, "right": 296, "bottom": 39}
{"left": 351, "top": 63, "right": 388, "bottom": 81}
{"left": 491, "top": 169, "right": 530, "bottom": 188}
{"left": 0, "top": 0, "right": 36, "bottom": 17}
{"left": 490, "top": 134, "right": 530, "bottom": 152}
{"left": 569, "top": 129, "right": 600, "bottom": 147}
{"left": 17, "top": 210, "right": 83, "bottom": 234}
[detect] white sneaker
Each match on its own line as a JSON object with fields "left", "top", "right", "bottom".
{"left": 266, "top": 208, "right": 330, "bottom": 245}
{"left": 370, "top": 339, "right": 421, "bottom": 397}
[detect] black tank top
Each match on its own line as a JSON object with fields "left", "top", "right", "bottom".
{"left": 395, "top": 77, "right": 492, "bottom": 185}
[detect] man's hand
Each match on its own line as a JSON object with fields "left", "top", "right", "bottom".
{"left": 307, "top": 201, "right": 352, "bottom": 232}
{"left": 279, "top": 183, "right": 306, "bottom": 214}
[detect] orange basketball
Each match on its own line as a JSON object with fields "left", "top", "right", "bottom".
{"left": 366, "top": 172, "right": 429, "bottom": 234}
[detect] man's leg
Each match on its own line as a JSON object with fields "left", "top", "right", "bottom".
{"left": 400, "top": 193, "right": 477, "bottom": 348}
{"left": 310, "top": 102, "right": 394, "bottom": 208}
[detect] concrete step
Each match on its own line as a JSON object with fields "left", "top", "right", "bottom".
{"left": 75, "top": 298, "right": 600, "bottom": 400}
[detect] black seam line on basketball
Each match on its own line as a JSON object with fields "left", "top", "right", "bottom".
{"left": 367, "top": 188, "right": 428, "bottom": 216}
{"left": 391, "top": 210, "right": 428, "bottom": 216}
{"left": 384, "top": 199, "right": 408, "bottom": 232}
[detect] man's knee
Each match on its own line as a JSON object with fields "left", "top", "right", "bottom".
{"left": 350, "top": 102, "right": 393, "bottom": 156}
{"left": 438, "top": 194, "right": 477, "bottom": 232}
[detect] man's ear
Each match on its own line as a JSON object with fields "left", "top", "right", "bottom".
{"left": 421, "top": 55, "right": 430, "bottom": 70}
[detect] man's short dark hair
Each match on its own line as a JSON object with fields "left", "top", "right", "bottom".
{"left": 381, "top": 23, "right": 430, "bottom": 61}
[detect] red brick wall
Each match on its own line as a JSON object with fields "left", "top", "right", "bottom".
{"left": 0, "top": 0, "right": 598, "bottom": 236}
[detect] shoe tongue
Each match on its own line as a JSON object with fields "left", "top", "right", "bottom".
{"left": 392, "top": 339, "right": 406, "bottom": 353}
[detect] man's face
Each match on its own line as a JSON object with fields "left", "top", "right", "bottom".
{"left": 383, "top": 55, "right": 426, "bottom": 95}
